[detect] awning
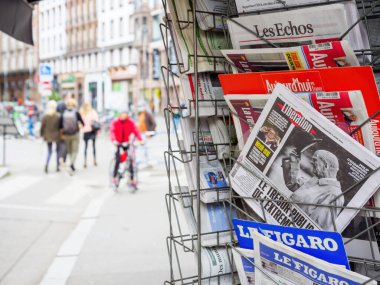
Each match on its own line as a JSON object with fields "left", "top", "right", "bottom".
{"left": 0, "top": 0, "right": 34, "bottom": 45}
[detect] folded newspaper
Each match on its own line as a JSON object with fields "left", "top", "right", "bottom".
{"left": 229, "top": 83, "right": 380, "bottom": 232}
{"left": 174, "top": 186, "right": 236, "bottom": 247}
{"left": 251, "top": 231, "right": 376, "bottom": 285}
{"left": 228, "top": 2, "right": 370, "bottom": 52}
{"left": 167, "top": 0, "right": 230, "bottom": 73}
{"left": 235, "top": 0, "right": 340, "bottom": 14}
{"left": 195, "top": 0, "right": 228, "bottom": 31}
{"left": 222, "top": 41, "right": 359, "bottom": 73}
{"left": 179, "top": 73, "right": 229, "bottom": 117}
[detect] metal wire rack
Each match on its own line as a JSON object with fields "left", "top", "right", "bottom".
{"left": 161, "top": 0, "right": 380, "bottom": 284}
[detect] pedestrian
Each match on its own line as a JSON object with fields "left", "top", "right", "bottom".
{"left": 60, "top": 98, "right": 84, "bottom": 173}
{"left": 40, "top": 100, "right": 61, "bottom": 173}
{"left": 137, "top": 103, "right": 156, "bottom": 164}
{"left": 57, "top": 93, "right": 70, "bottom": 163}
{"left": 80, "top": 102, "right": 100, "bottom": 168}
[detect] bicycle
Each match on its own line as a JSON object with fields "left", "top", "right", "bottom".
{"left": 109, "top": 139, "right": 138, "bottom": 192}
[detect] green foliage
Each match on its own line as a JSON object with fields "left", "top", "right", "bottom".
{"left": 48, "top": 90, "right": 62, "bottom": 102}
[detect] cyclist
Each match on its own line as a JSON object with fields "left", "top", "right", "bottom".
{"left": 110, "top": 110, "right": 144, "bottom": 188}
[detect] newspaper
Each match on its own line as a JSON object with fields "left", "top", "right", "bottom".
{"left": 229, "top": 84, "right": 380, "bottom": 232}
{"left": 228, "top": 3, "right": 370, "bottom": 52}
{"left": 167, "top": 0, "right": 230, "bottom": 73}
{"left": 195, "top": 198, "right": 237, "bottom": 246}
{"left": 196, "top": 0, "right": 228, "bottom": 31}
{"left": 218, "top": 67, "right": 380, "bottom": 156}
{"left": 225, "top": 91, "right": 375, "bottom": 154}
{"left": 235, "top": 0, "right": 333, "bottom": 14}
{"left": 179, "top": 73, "right": 229, "bottom": 117}
{"left": 174, "top": 186, "right": 236, "bottom": 247}
{"left": 199, "top": 247, "right": 234, "bottom": 284}
{"left": 200, "top": 156, "right": 230, "bottom": 203}
{"left": 232, "top": 247, "right": 256, "bottom": 285}
{"left": 222, "top": 41, "right": 359, "bottom": 73}
{"left": 251, "top": 231, "right": 376, "bottom": 285}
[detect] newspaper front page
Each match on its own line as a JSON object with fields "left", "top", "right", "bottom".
{"left": 196, "top": 0, "right": 228, "bottom": 30}
{"left": 252, "top": 231, "right": 376, "bottom": 285}
{"left": 230, "top": 84, "right": 380, "bottom": 232}
{"left": 222, "top": 41, "right": 359, "bottom": 73}
{"left": 228, "top": 3, "right": 369, "bottom": 52}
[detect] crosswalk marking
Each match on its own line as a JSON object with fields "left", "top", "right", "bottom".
{"left": 0, "top": 176, "right": 41, "bottom": 201}
{"left": 45, "top": 180, "right": 92, "bottom": 206}
{"left": 39, "top": 256, "right": 77, "bottom": 285}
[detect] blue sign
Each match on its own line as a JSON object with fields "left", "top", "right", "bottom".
{"left": 233, "top": 219, "right": 349, "bottom": 269}
{"left": 39, "top": 64, "right": 52, "bottom": 76}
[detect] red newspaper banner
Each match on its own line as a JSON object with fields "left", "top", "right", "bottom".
{"left": 219, "top": 67, "right": 380, "bottom": 155}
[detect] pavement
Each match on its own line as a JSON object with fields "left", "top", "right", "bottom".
{"left": 0, "top": 117, "right": 195, "bottom": 285}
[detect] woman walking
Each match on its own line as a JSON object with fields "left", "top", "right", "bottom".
{"left": 80, "top": 103, "right": 99, "bottom": 167}
{"left": 40, "top": 100, "right": 61, "bottom": 173}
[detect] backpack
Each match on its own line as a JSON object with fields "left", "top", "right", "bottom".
{"left": 62, "top": 109, "right": 79, "bottom": 135}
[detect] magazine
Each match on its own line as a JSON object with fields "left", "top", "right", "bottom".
{"left": 179, "top": 72, "right": 229, "bottom": 117}
{"left": 228, "top": 3, "right": 370, "bottom": 52}
{"left": 225, "top": 91, "right": 374, "bottom": 154}
{"left": 222, "top": 41, "right": 359, "bottom": 73}
{"left": 251, "top": 231, "right": 376, "bottom": 285}
{"left": 167, "top": 0, "right": 230, "bottom": 73}
{"left": 235, "top": 0, "right": 336, "bottom": 14}
{"left": 229, "top": 83, "right": 380, "bottom": 232}
{"left": 219, "top": 67, "right": 380, "bottom": 156}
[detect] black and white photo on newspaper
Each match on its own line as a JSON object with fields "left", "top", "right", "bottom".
{"left": 230, "top": 84, "right": 380, "bottom": 232}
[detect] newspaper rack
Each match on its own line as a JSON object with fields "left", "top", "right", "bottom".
{"left": 161, "top": 0, "right": 380, "bottom": 284}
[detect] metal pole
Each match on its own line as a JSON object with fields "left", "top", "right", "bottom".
{"left": 192, "top": 0, "right": 202, "bottom": 283}
{"left": 2, "top": 126, "right": 6, "bottom": 166}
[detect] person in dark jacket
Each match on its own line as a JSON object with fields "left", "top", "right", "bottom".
{"left": 40, "top": 100, "right": 61, "bottom": 173}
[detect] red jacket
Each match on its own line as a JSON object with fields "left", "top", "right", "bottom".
{"left": 110, "top": 118, "right": 143, "bottom": 143}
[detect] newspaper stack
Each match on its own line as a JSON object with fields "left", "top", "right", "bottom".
{"left": 167, "top": 0, "right": 230, "bottom": 74}
{"left": 229, "top": 83, "right": 380, "bottom": 232}
{"left": 228, "top": 2, "right": 370, "bottom": 52}
{"left": 222, "top": 41, "right": 359, "bottom": 73}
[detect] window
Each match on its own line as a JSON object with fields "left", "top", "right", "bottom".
{"left": 119, "top": 17, "right": 123, "bottom": 37}
{"left": 110, "top": 20, "right": 114, "bottom": 39}
{"left": 152, "top": 15, "right": 160, "bottom": 41}
{"left": 102, "top": 22, "right": 105, "bottom": 41}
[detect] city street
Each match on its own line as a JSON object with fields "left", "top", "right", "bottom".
{"left": 0, "top": 118, "right": 193, "bottom": 285}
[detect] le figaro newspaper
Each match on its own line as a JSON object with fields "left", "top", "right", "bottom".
{"left": 229, "top": 84, "right": 380, "bottom": 232}
{"left": 249, "top": 231, "right": 376, "bottom": 285}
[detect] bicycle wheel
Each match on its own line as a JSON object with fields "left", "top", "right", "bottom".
{"left": 109, "top": 158, "right": 120, "bottom": 190}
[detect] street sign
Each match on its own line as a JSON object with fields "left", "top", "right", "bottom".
{"left": 39, "top": 64, "right": 53, "bottom": 82}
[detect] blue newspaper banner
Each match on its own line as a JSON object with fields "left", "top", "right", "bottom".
{"left": 233, "top": 219, "right": 349, "bottom": 269}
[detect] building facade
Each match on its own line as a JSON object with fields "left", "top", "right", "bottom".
{"left": 35, "top": 0, "right": 172, "bottom": 112}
